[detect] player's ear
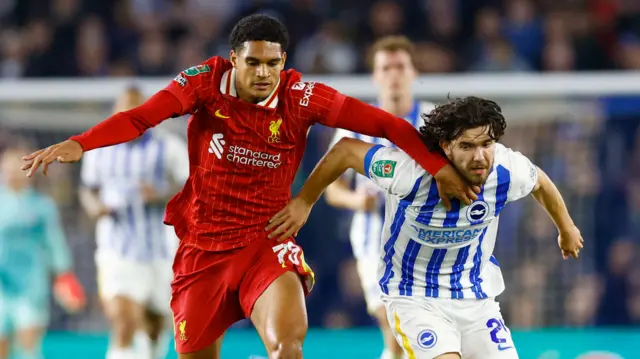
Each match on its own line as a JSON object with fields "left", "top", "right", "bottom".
{"left": 440, "top": 140, "right": 451, "bottom": 156}
{"left": 229, "top": 49, "right": 237, "bottom": 67}
{"left": 281, "top": 52, "right": 287, "bottom": 68}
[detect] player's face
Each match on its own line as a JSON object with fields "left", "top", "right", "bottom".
{"left": 442, "top": 126, "right": 496, "bottom": 186}
{"left": 0, "top": 149, "right": 29, "bottom": 189}
{"left": 372, "top": 50, "right": 417, "bottom": 101}
{"left": 230, "top": 41, "right": 286, "bottom": 103}
{"left": 113, "top": 90, "right": 144, "bottom": 113}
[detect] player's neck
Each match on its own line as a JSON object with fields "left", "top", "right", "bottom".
{"left": 378, "top": 97, "right": 414, "bottom": 117}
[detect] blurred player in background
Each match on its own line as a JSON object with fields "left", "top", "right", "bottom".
{"left": 78, "top": 87, "right": 189, "bottom": 359}
{"left": 0, "top": 142, "right": 85, "bottom": 359}
{"left": 22, "top": 14, "right": 479, "bottom": 359}
{"left": 270, "top": 96, "right": 584, "bottom": 359}
{"left": 325, "top": 35, "right": 433, "bottom": 359}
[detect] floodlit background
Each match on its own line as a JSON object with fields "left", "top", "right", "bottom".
{"left": 1, "top": 0, "right": 640, "bottom": 358}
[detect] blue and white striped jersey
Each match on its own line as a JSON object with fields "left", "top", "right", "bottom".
{"left": 364, "top": 143, "right": 538, "bottom": 299}
{"left": 329, "top": 100, "right": 435, "bottom": 260}
{"left": 80, "top": 130, "right": 189, "bottom": 262}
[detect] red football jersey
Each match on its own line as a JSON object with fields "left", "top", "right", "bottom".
{"left": 163, "top": 57, "right": 346, "bottom": 251}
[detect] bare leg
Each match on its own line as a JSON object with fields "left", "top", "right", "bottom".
{"left": 250, "top": 272, "right": 307, "bottom": 359}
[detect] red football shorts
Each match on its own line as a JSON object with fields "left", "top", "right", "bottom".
{"left": 169, "top": 238, "right": 315, "bottom": 353}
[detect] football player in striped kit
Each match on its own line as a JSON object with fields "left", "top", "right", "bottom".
{"left": 325, "top": 35, "right": 433, "bottom": 359}
{"left": 78, "top": 87, "right": 189, "bottom": 359}
{"left": 269, "top": 96, "right": 584, "bottom": 359}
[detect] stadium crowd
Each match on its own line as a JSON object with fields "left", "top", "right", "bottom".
{"left": 0, "top": 0, "right": 640, "bottom": 332}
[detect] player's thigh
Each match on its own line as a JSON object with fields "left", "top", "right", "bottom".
{"left": 384, "top": 297, "right": 461, "bottom": 359}
{"left": 15, "top": 327, "right": 44, "bottom": 351}
{"left": 356, "top": 257, "right": 385, "bottom": 315}
{"left": 0, "top": 338, "right": 7, "bottom": 359}
{"left": 461, "top": 299, "right": 519, "bottom": 359}
{"left": 148, "top": 259, "right": 174, "bottom": 318}
{"left": 96, "top": 250, "right": 153, "bottom": 308}
{"left": 10, "top": 299, "right": 47, "bottom": 351}
{"left": 171, "top": 244, "right": 244, "bottom": 354}
{"left": 242, "top": 240, "right": 313, "bottom": 348}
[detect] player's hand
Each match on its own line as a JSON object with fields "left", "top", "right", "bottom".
{"left": 266, "top": 197, "right": 313, "bottom": 241}
{"left": 558, "top": 225, "right": 584, "bottom": 260}
{"left": 434, "top": 164, "right": 480, "bottom": 210}
{"left": 53, "top": 272, "right": 86, "bottom": 313}
{"left": 21, "top": 140, "right": 84, "bottom": 177}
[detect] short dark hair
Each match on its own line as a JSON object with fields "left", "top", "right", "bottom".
{"left": 229, "top": 14, "right": 289, "bottom": 52}
{"left": 420, "top": 96, "right": 507, "bottom": 152}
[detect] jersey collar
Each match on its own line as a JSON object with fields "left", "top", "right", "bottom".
{"left": 220, "top": 68, "right": 280, "bottom": 109}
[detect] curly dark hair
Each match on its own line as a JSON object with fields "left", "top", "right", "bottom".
{"left": 420, "top": 96, "right": 507, "bottom": 152}
{"left": 229, "top": 14, "right": 290, "bottom": 52}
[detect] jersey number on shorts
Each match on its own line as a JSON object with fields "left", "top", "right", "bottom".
{"left": 486, "top": 318, "right": 513, "bottom": 351}
{"left": 272, "top": 242, "right": 302, "bottom": 268}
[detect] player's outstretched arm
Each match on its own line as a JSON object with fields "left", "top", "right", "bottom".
{"left": 21, "top": 90, "right": 183, "bottom": 177}
{"left": 266, "top": 137, "right": 373, "bottom": 240}
{"left": 531, "top": 167, "right": 584, "bottom": 259}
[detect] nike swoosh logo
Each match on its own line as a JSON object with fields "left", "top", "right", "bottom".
{"left": 497, "top": 345, "right": 513, "bottom": 351}
{"left": 215, "top": 109, "right": 230, "bottom": 118}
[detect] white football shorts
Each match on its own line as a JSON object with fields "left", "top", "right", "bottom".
{"left": 356, "top": 256, "right": 384, "bottom": 313}
{"left": 385, "top": 296, "right": 519, "bottom": 359}
{"left": 96, "top": 249, "right": 173, "bottom": 315}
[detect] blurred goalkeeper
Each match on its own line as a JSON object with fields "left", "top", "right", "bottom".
{"left": 0, "top": 142, "right": 85, "bottom": 359}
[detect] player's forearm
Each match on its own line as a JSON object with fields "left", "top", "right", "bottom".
{"left": 532, "top": 169, "right": 575, "bottom": 231}
{"left": 333, "top": 97, "right": 448, "bottom": 175}
{"left": 325, "top": 180, "right": 361, "bottom": 210}
{"left": 70, "top": 90, "right": 182, "bottom": 151}
{"left": 298, "top": 139, "right": 361, "bottom": 206}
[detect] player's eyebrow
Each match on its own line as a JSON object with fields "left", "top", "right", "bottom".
{"left": 245, "top": 56, "right": 282, "bottom": 63}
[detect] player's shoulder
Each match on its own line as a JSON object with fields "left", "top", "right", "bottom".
{"left": 493, "top": 143, "right": 529, "bottom": 168}
{"left": 369, "top": 145, "right": 425, "bottom": 176}
{"left": 173, "top": 56, "right": 231, "bottom": 92}
{"left": 281, "top": 69, "right": 336, "bottom": 103}
{"left": 191, "top": 56, "right": 230, "bottom": 74}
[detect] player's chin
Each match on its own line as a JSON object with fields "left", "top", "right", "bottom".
{"left": 466, "top": 173, "right": 487, "bottom": 186}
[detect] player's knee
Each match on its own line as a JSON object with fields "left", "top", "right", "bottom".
{"left": 264, "top": 325, "right": 305, "bottom": 359}
{"left": 268, "top": 338, "right": 303, "bottom": 359}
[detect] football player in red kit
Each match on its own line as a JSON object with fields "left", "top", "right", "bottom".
{"left": 22, "top": 14, "right": 479, "bottom": 359}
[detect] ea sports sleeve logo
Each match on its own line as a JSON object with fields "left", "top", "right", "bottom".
{"left": 466, "top": 200, "right": 489, "bottom": 222}
{"left": 417, "top": 329, "right": 437, "bottom": 349}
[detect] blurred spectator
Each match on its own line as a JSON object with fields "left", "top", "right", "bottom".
{"left": 1, "top": 0, "right": 640, "bottom": 76}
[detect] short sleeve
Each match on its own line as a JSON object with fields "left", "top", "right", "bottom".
{"left": 80, "top": 150, "right": 101, "bottom": 188}
{"left": 163, "top": 135, "right": 190, "bottom": 184}
{"left": 505, "top": 148, "right": 539, "bottom": 202}
{"left": 163, "top": 57, "right": 220, "bottom": 116}
{"left": 288, "top": 82, "right": 347, "bottom": 127}
{"left": 364, "top": 145, "right": 426, "bottom": 198}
